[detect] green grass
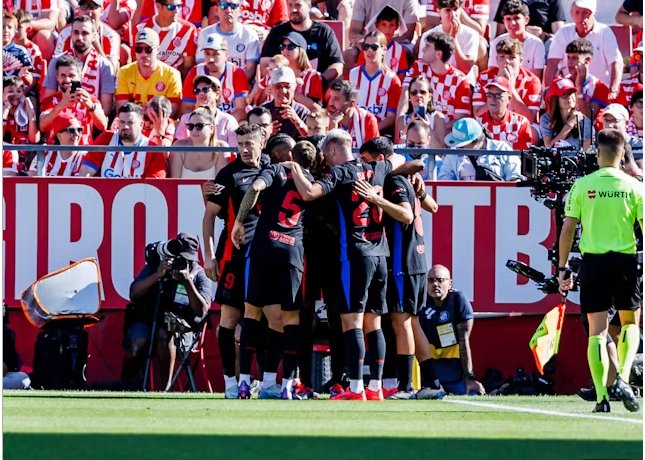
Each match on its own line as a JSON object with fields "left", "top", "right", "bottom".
{"left": 3, "top": 392, "right": 643, "bottom": 460}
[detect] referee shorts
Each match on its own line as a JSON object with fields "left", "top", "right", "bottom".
{"left": 579, "top": 252, "right": 642, "bottom": 314}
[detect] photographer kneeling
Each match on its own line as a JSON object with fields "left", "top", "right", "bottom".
{"left": 123, "top": 233, "right": 212, "bottom": 391}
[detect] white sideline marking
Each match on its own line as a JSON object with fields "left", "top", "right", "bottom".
{"left": 443, "top": 399, "right": 643, "bottom": 425}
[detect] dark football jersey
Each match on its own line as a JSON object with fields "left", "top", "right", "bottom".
{"left": 250, "top": 164, "right": 313, "bottom": 270}
{"left": 384, "top": 175, "right": 427, "bottom": 275}
{"left": 317, "top": 160, "right": 392, "bottom": 259}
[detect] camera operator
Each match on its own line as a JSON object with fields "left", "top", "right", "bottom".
{"left": 124, "top": 233, "right": 212, "bottom": 391}
{"left": 558, "top": 128, "right": 643, "bottom": 413}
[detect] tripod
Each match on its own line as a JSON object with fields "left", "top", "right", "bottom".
{"left": 142, "top": 278, "right": 165, "bottom": 392}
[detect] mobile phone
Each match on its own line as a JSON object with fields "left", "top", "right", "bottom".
{"left": 414, "top": 105, "right": 426, "bottom": 118}
{"left": 70, "top": 81, "right": 81, "bottom": 93}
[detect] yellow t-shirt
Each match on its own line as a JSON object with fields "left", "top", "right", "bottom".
{"left": 115, "top": 61, "right": 182, "bottom": 106}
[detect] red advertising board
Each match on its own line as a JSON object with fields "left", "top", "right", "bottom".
{"left": 3, "top": 178, "right": 576, "bottom": 313}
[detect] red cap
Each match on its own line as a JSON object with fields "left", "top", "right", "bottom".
{"left": 485, "top": 76, "right": 510, "bottom": 92}
{"left": 549, "top": 77, "right": 578, "bottom": 97}
{"left": 51, "top": 112, "right": 82, "bottom": 134}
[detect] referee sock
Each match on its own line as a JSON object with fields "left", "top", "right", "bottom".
{"left": 217, "top": 326, "right": 237, "bottom": 379}
{"left": 617, "top": 324, "right": 640, "bottom": 382}
{"left": 587, "top": 335, "right": 609, "bottom": 403}
{"left": 344, "top": 328, "right": 365, "bottom": 387}
{"left": 419, "top": 359, "right": 440, "bottom": 389}
{"left": 367, "top": 329, "right": 385, "bottom": 390}
{"left": 239, "top": 318, "right": 260, "bottom": 376}
{"left": 283, "top": 325, "right": 300, "bottom": 383}
{"left": 264, "top": 328, "right": 284, "bottom": 375}
{"left": 396, "top": 354, "right": 414, "bottom": 392}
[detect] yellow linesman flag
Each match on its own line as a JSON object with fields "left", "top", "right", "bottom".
{"left": 529, "top": 303, "right": 566, "bottom": 375}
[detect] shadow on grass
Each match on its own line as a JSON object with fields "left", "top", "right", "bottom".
{"left": 4, "top": 434, "right": 642, "bottom": 460}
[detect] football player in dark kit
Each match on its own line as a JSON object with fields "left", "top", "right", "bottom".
{"left": 287, "top": 129, "right": 409, "bottom": 400}
{"left": 202, "top": 123, "right": 269, "bottom": 399}
{"left": 231, "top": 140, "right": 318, "bottom": 399}
{"left": 356, "top": 137, "right": 439, "bottom": 399}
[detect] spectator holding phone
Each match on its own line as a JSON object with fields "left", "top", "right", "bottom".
{"left": 394, "top": 75, "right": 446, "bottom": 146}
{"left": 261, "top": 66, "right": 309, "bottom": 139}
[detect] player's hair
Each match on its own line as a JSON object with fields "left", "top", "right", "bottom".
{"left": 118, "top": 102, "right": 144, "bottom": 119}
{"left": 3, "top": 75, "right": 23, "bottom": 88}
{"left": 236, "top": 123, "right": 263, "bottom": 137}
{"left": 188, "top": 107, "right": 217, "bottom": 146}
{"left": 292, "top": 140, "right": 317, "bottom": 170}
{"left": 597, "top": 128, "right": 626, "bottom": 158}
{"left": 406, "top": 75, "right": 436, "bottom": 115}
{"left": 3, "top": 11, "right": 17, "bottom": 28}
{"left": 375, "top": 6, "right": 400, "bottom": 25}
{"left": 436, "top": 0, "right": 461, "bottom": 9}
{"left": 425, "top": 31, "right": 454, "bottom": 62}
{"left": 55, "top": 54, "right": 83, "bottom": 73}
{"left": 500, "top": 0, "right": 530, "bottom": 17}
{"left": 266, "top": 133, "right": 296, "bottom": 155}
{"left": 328, "top": 79, "right": 358, "bottom": 102}
{"left": 496, "top": 37, "right": 523, "bottom": 56}
{"left": 14, "top": 9, "right": 33, "bottom": 24}
{"left": 247, "top": 106, "right": 272, "bottom": 122}
{"left": 319, "top": 129, "right": 353, "bottom": 153}
{"left": 565, "top": 38, "right": 594, "bottom": 56}
{"left": 147, "top": 96, "right": 172, "bottom": 120}
{"left": 359, "top": 136, "right": 394, "bottom": 159}
{"left": 630, "top": 90, "right": 643, "bottom": 107}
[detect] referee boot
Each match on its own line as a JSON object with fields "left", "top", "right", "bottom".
{"left": 414, "top": 387, "right": 446, "bottom": 400}
{"left": 609, "top": 377, "right": 640, "bottom": 412}
{"left": 592, "top": 397, "right": 611, "bottom": 413}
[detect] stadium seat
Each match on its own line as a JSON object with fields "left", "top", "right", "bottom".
{"left": 610, "top": 24, "right": 633, "bottom": 58}
{"left": 319, "top": 20, "right": 346, "bottom": 53}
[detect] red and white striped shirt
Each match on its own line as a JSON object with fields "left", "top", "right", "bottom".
{"left": 101, "top": 0, "right": 136, "bottom": 45}
{"left": 349, "top": 66, "right": 401, "bottom": 122}
{"left": 135, "top": 17, "right": 197, "bottom": 72}
{"left": 15, "top": 0, "right": 58, "bottom": 20}
{"left": 425, "top": 0, "right": 489, "bottom": 20}
{"left": 473, "top": 67, "right": 542, "bottom": 113}
{"left": 182, "top": 63, "right": 249, "bottom": 113}
{"left": 297, "top": 67, "right": 323, "bottom": 102}
{"left": 40, "top": 92, "right": 98, "bottom": 145}
{"left": 240, "top": 0, "right": 288, "bottom": 28}
{"left": 139, "top": 0, "right": 203, "bottom": 27}
{"left": 55, "top": 23, "right": 120, "bottom": 65}
{"left": 476, "top": 110, "right": 533, "bottom": 150}
{"left": 20, "top": 40, "right": 47, "bottom": 90}
{"left": 3, "top": 150, "right": 19, "bottom": 175}
{"left": 85, "top": 131, "right": 166, "bottom": 178}
{"left": 560, "top": 72, "right": 610, "bottom": 108}
{"left": 29, "top": 150, "right": 85, "bottom": 176}
{"left": 617, "top": 76, "right": 642, "bottom": 107}
{"left": 339, "top": 107, "right": 380, "bottom": 148}
{"left": 357, "top": 41, "right": 410, "bottom": 77}
{"left": 628, "top": 116, "right": 643, "bottom": 140}
{"left": 404, "top": 61, "right": 472, "bottom": 122}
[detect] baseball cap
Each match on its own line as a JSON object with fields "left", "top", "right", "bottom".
{"left": 193, "top": 74, "right": 221, "bottom": 88}
{"left": 444, "top": 118, "right": 483, "bottom": 148}
{"left": 80, "top": 0, "right": 102, "bottom": 8}
{"left": 485, "top": 76, "right": 510, "bottom": 92}
{"left": 202, "top": 33, "right": 228, "bottom": 51}
{"left": 52, "top": 112, "right": 82, "bottom": 134}
{"left": 602, "top": 103, "right": 629, "bottom": 121}
{"left": 271, "top": 66, "right": 296, "bottom": 85}
{"left": 572, "top": 0, "right": 596, "bottom": 13}
{"left": 176, "top": 233, "right": 199, "bottom": 261}
{"left": 550, "top": 77, "right": 578, "bottom": 97}
{"left": 280, "top": 31, "right": 307, "bottom": 50}
{"left": 135, "top": 28, "right": 160, "bottom": 48}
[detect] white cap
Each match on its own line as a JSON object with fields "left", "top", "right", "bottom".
{"left": 572, "top": 0, "right": 596, "bottom": 13}
{"left": 202, "top": 33, "right": 228, "bottom": 51}
{"left": 602, "top": 103, "right": 629, "bottom": 121}
{"left": 270, "top": 66, "right": 296, "bottom": 85}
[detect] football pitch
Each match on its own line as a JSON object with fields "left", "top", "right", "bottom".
{"left": 3, "top": 391, "right": 643, "bottom": 460}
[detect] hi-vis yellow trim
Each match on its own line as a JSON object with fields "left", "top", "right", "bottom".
{"left": 430, "top": 343, "right": 460, "bottom": 360}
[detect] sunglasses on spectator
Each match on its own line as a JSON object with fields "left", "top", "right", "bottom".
{"left": 427, "top": 277, "right": 450, "bottom": 283}
{"left": 362, "top": 43, "right": 380, "bottom": 51}
{"left": 486, "top": 92, "right": 505, "bottom": 100}
{"left": 61, "top": 127, "right": 83, "bottom": 135}
{"left": 219, "top": 1, "right": 240, "bottom": 9}
{"left": 410, "top": 89, "right": 428, "bottom": 96}
{"left": 194, "top": 87, "right": 214, "bottom": 95}
{"left": 186, "top": 123, "right": 212, "bottom": 131}
{"left": 160, "top": 2, "right": 183, "bottom": 11}
{"left": 279, "top": 43, "right": 298, "bottom": 51}
{"left": 135, "top": 45, "right": 154, "bottom": 54}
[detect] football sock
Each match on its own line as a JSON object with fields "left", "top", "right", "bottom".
{"left": 419, "top": 359, "right": 440, "bottom": 389}
{"left": 239, "top": 318, "right": 260, "bottom": 375}
{"left": 587, "top": 335, "right": 609, "bottom": 403}
{"left": 344, "top": 328, "right": 365, "bottom": 384}
{"left": 217, "top": 326, "right": 237, "bottom": 378}
{"left": 396, "top": 354, "right": 414, "bottom": 391}
{"left": 283, "top": 325, "right": 300, "bottom": 383}
{"left": 265, "top": 328, "right": 283, "bottom": 374}
{"left": 617, "top": 324, "right": 640, "bottom": 382}
{"left": 367, "top": 329, "right": 385, "bottom": 386}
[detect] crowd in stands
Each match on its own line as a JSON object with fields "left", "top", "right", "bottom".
{"left": 2, "top": 0, "right": 643, "bottom": 179}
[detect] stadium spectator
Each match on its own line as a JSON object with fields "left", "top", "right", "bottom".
{"left": 13, "top": 10, "right": 47, "bottom": 98}
{"left": 494, "top": 0, "right": 565, "bottom": 42}
{"left": 425, "top": 0, "right": 488, "bottom": 37}
{"left": 601, "top": 103, "right": 643, "bottom": 175}
{"left": 540, "top": 77, "right": 592, "bottom": 151}
{"left": 439, "top": 117, "right": 522, "bottom": 181}
{"left": 142, "top": 96, "right": 175, "bottom": 147}
{"left": 628, "top": 91, "right": 643, "bottom": 148}
{"left": 176, "top": 75, "right": 238, "bottom": 146}
{"left": 101, "top": 0, "right": 137, "bottom": 60}
{"left": 40, "top": 54, "right": 107, "bottom": 145}
{"left": 261, "top": 0, "right": 344, "bottom": 85}
{"left": 414, "top": 264, "right": 485, "bottom": 396}
{"left": 475, "top": 77, "right": 533, "bottom": 150}
{"left": 615, "top": 0, "right": 643, "bottom": 32}
{"left": 326, "top": 79, "right": 379, "bottom": 148}
{"left": 202, "top": 123, "right": 269, "bottom": 399}
{"left": 3, "top": 11, "right": 34, "bottom": 87}
{"left": 182, "top": 33, "right": 249, "bottom": 121}
{"left": 28, "top": 113, "right": 85, "bottom": 176}
{"left": 246, "top": 54, "right": 288, "bottom": 106}
{"left": 400, "top": 121, "right": 438, "bottom": 180}
{"left": 14, "top": 0, "right": 60, "bottom": 61}
{"left": 403, "top": 32, "right": 472, "bottom": 128}
{"left": 54, "top": 0, "right": 121, "bottom": 71}
{"left": 305, "top": 109, "right": 330, "bottom": 136}
{"left": 473, "top": 37, "right": 541, "bottom": 123}
{"left": 135, "top": 0, "right": 198, "bottom": 74}
{"left": 3, "top": 150, "right": 19, "bottom": 177}
{"left": 78, "top": 103, "right": 167, "bottom": 178}
{"left": 170, "top": 107, "right": 233, "bottom": 179}
{"left": 418, "top": 0, "right": 479, "bottom": 79}
{"left": 138, "top": 0, "right": 206, "bottom": 28}
{"left": 489, "top": 0, "right": 545, "bottom": 80}
{"left": 3, "top": 75, "right": 39, "bottom": 150}
{"left": 355, "top": 6, "right": 411, "bottom": 78}
{"left": 196, "top": 0, "right": 260, "bottom": 83}
{"left": 349, "top": 31, "right": 401, "bottom": 135}
{"left": 115, "top": 28, "right": 182, "bottom": 117}
{"left": 616, "top": 47, "right": 642, "bottom": 108}
{"left": 545, "top": 0, "right": 623, "bottom": 97}
{"left": 261, "top": 66, "right": 310, "bottom": 139}
{"left": 239, "top": 0, "right": 288, "bottom": 41}
{"left": 395, "top": 75, "right": 446, "bottom": 145}
{"left": 279, "top": 31, "right": 323, "bottom": 110}
{"left": 43, "top": 16, "right": 116, "bottom": 116}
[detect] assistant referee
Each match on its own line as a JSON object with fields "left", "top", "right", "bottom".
{"left": 558, "top": 128, "right": 643, "bottom": 413}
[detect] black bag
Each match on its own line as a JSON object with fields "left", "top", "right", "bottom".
{"left": 468, "top": 155, "right": 504, "bottom": 181}
{"left": 32, "top": 324, "right": 89, "bottom": 390}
